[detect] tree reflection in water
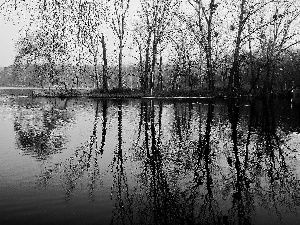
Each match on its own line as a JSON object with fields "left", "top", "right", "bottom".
{"left": 129, "top": 99, "right": 300, "bottom": 225}
{"left": 222, "top": 97, "right": 300, "bottom": 225}
{"left": 249, "top": 98, "right": 300, "bottom": 218}
{"left": 61, "top": 100, "right": 108, "bottom": 201}
{"left": 14, "top": 98, "right": 72, "bottom": 160}
{"left": 226, "top": 98, "right": 253, "bottom": 225}
{"left": 32, "top": 99, "right": 109, "bottom": 201}
{"left": 110, "top": 101, "right": 135, "bottom": 225}
{"left": 135, "top": 100, "right": 184, "bottom": 225}
{"left": 22, "top": 98, "right": 300, "bottom": 225}
{"left": 193, "top": 102, "right": 224, "bottom": 224}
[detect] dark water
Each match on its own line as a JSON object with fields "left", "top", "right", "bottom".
{"left": 1, "top": 89, "right": 300, "bottom": 225}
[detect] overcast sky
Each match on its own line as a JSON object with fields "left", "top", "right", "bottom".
{"left": 0, "top": 13, "right": 21, "bottom": 67}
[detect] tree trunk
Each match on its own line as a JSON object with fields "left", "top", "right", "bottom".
{"left": 248, "top": 24, "right": 255, "bottom": 94}
{"left": 101, "top": 34, "right": 108, "bottom": 93}
{"left": 230, "top": 0, "right": 246, "bottom": 95}
{"left": 118, "top": 40, "right": 123, "bottom": 90}
{"left": 172, "top": 65, "right": 180, "bottom": 90}
{"left": 188, "top": 58, "right": 192, "bottom": 91}
{"left": 150, "top": 32, "right": 158, "bottom": 94}
{"left": 144, "top": 33, "right": 152, "bottom": 92}
{"left": 159, "top": 54, "right": 163, "bottom": 90}
{"left": 138, "top": 44, "right": 144, "bottom": 90}
{"left": 206, "top": 0, "right": 215, "bottom": 93}
{"left": 93, "top": 56, "right": 99, "bottom": 89}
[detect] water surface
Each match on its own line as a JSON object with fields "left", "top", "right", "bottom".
{"left": 1, "top": 90, "right": 300, "bottom": 225}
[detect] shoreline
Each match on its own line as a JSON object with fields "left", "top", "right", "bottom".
{"left": 0, "top": 86, "right": 293, "bottom": 100}
{"left": 31, "top": 88, "right": 292, "bottom": 100}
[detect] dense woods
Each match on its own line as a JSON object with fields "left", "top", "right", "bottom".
{"left": 1, "top": 0, "right": 300, "bottom": 96}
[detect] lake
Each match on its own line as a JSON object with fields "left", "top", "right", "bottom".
{"left": 1, "top": 88, "right": 300, "bottom": 225}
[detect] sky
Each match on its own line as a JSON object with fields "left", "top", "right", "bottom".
{"left": 0, "top": 13, "right": 21, "bottom": 67}
{"left": 0, "top": 0, "right": 30, "bottom": 68}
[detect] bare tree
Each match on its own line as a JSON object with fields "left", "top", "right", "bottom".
{"left": 132, "top": 22, "right": 145, "bottom": 89}
{"left": 168, "top": 25, "right": 195, "bottom": 91}
{"left": 100, "top": 33, "right": 109, "bottom": 92}
{"left": 227, "top": 0, "right": 287, "bottom": 95}
{"left": 184, "top": 0, "right": 219, "bottom": 94}
{"left": 139, "top": 0, "right": 181, "bottom": 94}
{"left": 105, "top": 0, "right": 130, "bottom": 90}
{"left": 256, "top": 0, "right": 300, "bottom": 93}
{"left": 229, "top": 0, "right": 247, "bottom": 94}
{"left": 14, "top": 0, "right": 71, "bottom": 88}
{"left": 77, "top": 1, "right": 103, "bottom": 89}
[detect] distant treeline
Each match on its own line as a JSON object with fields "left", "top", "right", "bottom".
{"left": 1, "top": 49, "right": 300, "bottom": 93}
